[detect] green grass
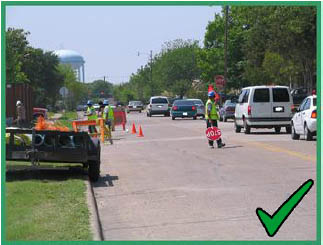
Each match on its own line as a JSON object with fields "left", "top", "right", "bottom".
{"left": 6, "top": 162, "right": 92, "bottom": 241}
{"left": 56, "top": 111, "right": 79, "bottom": 130}
{"left": 47, "top": 112, "right": 55, "bottom": 119}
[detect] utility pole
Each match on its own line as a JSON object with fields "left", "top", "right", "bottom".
{"left": 224, "top": 5, "right": 229, "bottom": 96}
{"left": 150, "top": 50, "right": 153, "bottom": 95}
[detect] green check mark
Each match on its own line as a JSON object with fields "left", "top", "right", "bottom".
{"left": 256, "top": 179, "right": 314, "bottom": 237}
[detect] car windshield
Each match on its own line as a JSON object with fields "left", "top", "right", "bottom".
{"left": 174, "top": 100, "right": 194, "bottom": 106}
{"left": 313, "top": 98, "right": 317, "bottom": 106}
{"left": 152, "top": 98, "right": 168, "bottom": 104}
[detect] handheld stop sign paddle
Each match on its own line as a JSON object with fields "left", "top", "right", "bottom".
{"left": 206, "top": 127, "right": 221, "bottom": 141}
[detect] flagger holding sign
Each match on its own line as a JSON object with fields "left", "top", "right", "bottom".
{"left": 205, "top": 90, "right": 225, "bottom": 149}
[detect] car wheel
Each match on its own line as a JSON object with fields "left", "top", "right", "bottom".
{"left": 243, "top": 118, "right": 250, "bottom": 134}
{"left": 286, "top": 126, "right": 292, "bottom": 134}
{"left": 193, "top": 116, "right": 197, "bottom": 120}
{"left": 202, "top": 115, "right": 205, "bottom": 119}
{"left": 219, "top": 116, "right": 223, "bottom": 122}
{"left": 223, "top": 116, "right": 227, "bottom": 122}
{"left": 139, "top": 110, "right": 142, "bottom": 113}
{"left": 304, "top": 124, "right": 313, "bottom": 141}
{"left": 274, "top": 126, "right": 281, "bottom": 134}
{"left": 172, "top": 116, "right": 175, "bottom": 120}
{"left": 291, "top": 123, "right": 300, "bottom": 140}
{"left": 127, "top": 111, "right": 130, "bottom": 114}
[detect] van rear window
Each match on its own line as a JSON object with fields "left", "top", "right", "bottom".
{"left": 253, "top": 88, "right": 270, "bottom": 102}
{"left": 273, "top": 88, "right": 290, "bottom": 102}
{"left": 152, "top": 98, "right": 168, "bottom": 104}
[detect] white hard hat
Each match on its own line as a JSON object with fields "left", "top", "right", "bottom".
{"left": 16, "top": 100, "right": 22, "bottom": 106}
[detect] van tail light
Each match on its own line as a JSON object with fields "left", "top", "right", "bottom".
{"left": 311, "top": 110, "right": 317, "bottom": 118}
{"left": 192, "top": 106, "right": 196, "bottom": 111}
{"left": 168, "top": 103, "right": 172, "bottom": 107}
{"left": 172, "top": 106, "right": 178, "bottom": 111}
{"left": 248, "top": 105, "right": 251, "bottom": 115}
{"left": 291, "top": 104, "right": 295, "bottom": 112}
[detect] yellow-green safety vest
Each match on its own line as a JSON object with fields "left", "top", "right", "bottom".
{"left": 205, "top": 99, "right": 219, "bottom": 120}
{"left": 103, "top": 105, "right": 114, "bottom": 120}
{"left": 87, "top": 106, "right": 97, "bottom": 120}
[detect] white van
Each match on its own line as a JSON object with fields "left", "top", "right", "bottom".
{"left": 234, "top": 86, "right": 293, "bottom": 134}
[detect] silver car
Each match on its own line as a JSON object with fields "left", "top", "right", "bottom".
{"left": 147, "top": 96, "right": 170, "bottom": 117}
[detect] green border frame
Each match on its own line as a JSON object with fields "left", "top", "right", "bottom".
{"left": 2, "top": 1, "right": 321, "bottom": 244}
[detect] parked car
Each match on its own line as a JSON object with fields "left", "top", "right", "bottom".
{"left": 127, "top": 101, "right": 144, "bottom": 113}
{"left": 93, "top": 104, "right": 100, "bottom": 111}
{"left": 147, "top": 96, "right": 170, "bottom": 117}
{"left": 171, "top": 100, "right": 197, "bottom": 120}
{"left": 187, "top": 99, "right": 205, "bottom": 118}
{"left": 76, "top": 104, "right": 86, "bottom": 111}
{"left": 291, "top": 95, "right": 317, "bottom": 141}
{"left": 234, "top": 86, "right": 293, "bottom": 134}
{"left": 219, "top": 100, "right": 236, "bottom": 122}
{"left": 291, "top": 88, "right": 309, "bottom": 106}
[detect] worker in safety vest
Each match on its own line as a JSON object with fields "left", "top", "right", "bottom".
{"left": 103, "top": 100, "right": 114, "bottom": 130}
{"left": 205, "top": 90, "right": 225, "bottom": 149}
{"left": 98, "top": 100, "right": 104, "bottom": 118}
{"left": 85, "top": 100, "right": 98, "bottom": 134}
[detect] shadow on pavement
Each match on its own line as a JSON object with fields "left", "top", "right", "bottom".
{"left": 93, "top": 174, "right": 119, "bottom": 188}
{"left": 222, "top": 145, "right": 243, "bottom": 149}
{"left": 6, "top": 165, "right": 87, "bottom": 182}
{"left": 248, "top": 132, "right": 290, "bottom": 135}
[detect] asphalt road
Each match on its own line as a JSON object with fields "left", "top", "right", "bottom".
{"left": 92, "top": 112, "right": 317, "bottom": 240}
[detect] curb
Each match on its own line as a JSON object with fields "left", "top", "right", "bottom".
{"left": 86, "top": 179, "right": 105, "bottom": 241}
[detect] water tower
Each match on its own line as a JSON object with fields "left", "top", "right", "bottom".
{"left": 54, "top": 49, "right": 85, "bottom": 82}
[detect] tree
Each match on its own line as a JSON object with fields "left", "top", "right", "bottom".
{"left": 57, "top": 64, "right": 87, "bottom": 110}
{"left": 88, "top": 79, "right": 113, "bottom": 99}
{"left": 6, "top": 28, "right": 30, "bottom": 84}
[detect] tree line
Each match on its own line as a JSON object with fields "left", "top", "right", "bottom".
{"left": 114, "top": 6, "right": 316, "bottom": 104}
{"left": 7, "top": 6, "right": 316, "bottom": 108}
{"left": 6, "top": 28, "right": 114, "bottom": 110}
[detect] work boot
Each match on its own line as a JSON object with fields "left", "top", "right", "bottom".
{"left": 218, "top": 143, "right": 226, "bottom": 148}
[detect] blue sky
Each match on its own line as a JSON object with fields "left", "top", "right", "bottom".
{"left": 6, "top": 6, "right": 221, "bottom": 84}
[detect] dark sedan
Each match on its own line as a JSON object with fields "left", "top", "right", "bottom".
{"left": 219, "top": 100, "right": 236, "bottom": 122}
{"left": 171, "top": 100, "right": 197, "bottom": 120}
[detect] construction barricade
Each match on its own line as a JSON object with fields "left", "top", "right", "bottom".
{"left": 72, "top": 118, "right": 113, "bottom": 144}
{"left": 113, "top": 109, "right": 127, "bottom": 131}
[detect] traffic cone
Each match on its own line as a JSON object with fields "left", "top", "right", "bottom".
{"left": 137, "top": 125, "right": 144, "bottom": 137}
{"left": 131, "top": 123, "right": 137, "bottom": 134}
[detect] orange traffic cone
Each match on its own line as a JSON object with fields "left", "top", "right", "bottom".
{"left": 131, "top": 123, "right": 137, "bottom": 134}
{"left": 137, "top": 125, "right": 144, "bottom": 137}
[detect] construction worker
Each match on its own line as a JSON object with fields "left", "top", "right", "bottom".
{"left": 98, "top": 100, "right": 104, "bottom": 118}
{"left": 103, "top": 100, "right": 114, "bottom": 131}
{"left": 205, "top": 91, "right": 225, "bottom": 149}
{"left": 16, "top": 100, "right": 26, "bottom": 128}
{"left": 85, "top": 100, "right": 97, "bottom": 134}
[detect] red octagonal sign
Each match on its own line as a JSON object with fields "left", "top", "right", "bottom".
{"left": 206, "top": 127, "right": 222, "bottom": 141}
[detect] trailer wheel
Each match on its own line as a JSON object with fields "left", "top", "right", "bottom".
{"left": 88, "top": 160, "right": 100, "bottom": 182}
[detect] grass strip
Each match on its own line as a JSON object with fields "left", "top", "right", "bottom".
{"left": 6, "top": 162, "right": 92, "bottom": 241}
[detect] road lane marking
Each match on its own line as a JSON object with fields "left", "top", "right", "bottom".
{"left": 247, "top": 142, "right": 316, "bottom": 162}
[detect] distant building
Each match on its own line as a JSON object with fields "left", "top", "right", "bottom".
{"left": 54, "top": 49, "right": 85, "bottom": 82}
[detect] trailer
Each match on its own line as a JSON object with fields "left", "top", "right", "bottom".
{"left": 6, "top": 128, "right": 101, "bottom": 182}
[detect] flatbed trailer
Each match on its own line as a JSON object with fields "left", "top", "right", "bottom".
{"left": 6, "top": 128, "right": 101, "bottom": 181}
